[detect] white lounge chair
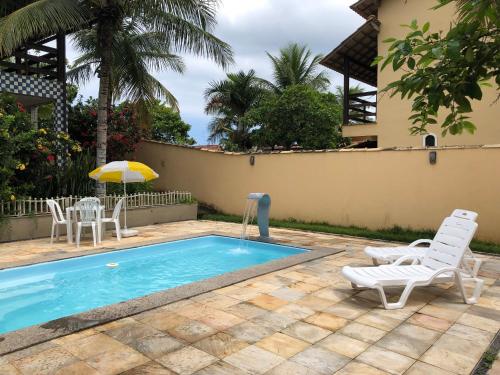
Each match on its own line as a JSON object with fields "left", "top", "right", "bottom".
{"left": 365, "top": 209, "right": 482, "bottom": 277}
{"left": 342, "top": 216, "right": 483, "bottom": 309}
{"left": 47, "top": 199, "right": 68, "bottom": 244}
{"left": 101, "top": 198, "right": 124, "bottom": 241}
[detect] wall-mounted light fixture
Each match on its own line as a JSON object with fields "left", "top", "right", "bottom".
{"left": 250, "top": 155, "right": 255, "bottom": 166}
{"left": 429, "top": 151, "right": 437, "bottom": 165}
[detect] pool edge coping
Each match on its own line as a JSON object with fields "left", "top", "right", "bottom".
{"left": 0, "top": 231, "right": 343, "bottom": 356}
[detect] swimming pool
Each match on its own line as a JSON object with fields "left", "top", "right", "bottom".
{"left": 0, "top": 235, "right": 306, "bottom": 334}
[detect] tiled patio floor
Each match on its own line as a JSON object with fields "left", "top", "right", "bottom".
{"left": 0, "top": 220, "right": 499, "bottom": 375}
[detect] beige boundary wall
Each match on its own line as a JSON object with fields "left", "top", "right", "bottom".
{"left": 136, "top": 140, "right": 500, "bottom": 243}
{"left": 0, "top": 204, "right": 197, "bottom": 243}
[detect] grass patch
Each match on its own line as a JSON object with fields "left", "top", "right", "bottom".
{"left": 199, "top": 213, "right": 500, "bottom": 255}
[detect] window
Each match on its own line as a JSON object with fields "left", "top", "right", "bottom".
{"left": 423, "top": 134, "right": 437, "bottom": 147}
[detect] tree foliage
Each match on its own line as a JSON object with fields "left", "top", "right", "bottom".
{"left": 0, "top": 0, "right": 233, "bottom": 194}
{"left": 147, "top": 101, "right": 195, "bottom": 145}
{"left": 247, "top": 85, "right": 345, "bottom": 150}
{"left": 68, "top": 97, "right": 144, "bottom": 161}
{"left": 374, "top": 0, "right": 499, "bottom": 136}
{"left": 205, "top": 69, "right": 265, "bottom": 150}
{"left": 0, "top": 94, "right": 82, "bottom": 200}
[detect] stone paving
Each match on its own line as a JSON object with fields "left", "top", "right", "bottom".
{"left": 0, "top": 220, "right": 499, "bottom": 375}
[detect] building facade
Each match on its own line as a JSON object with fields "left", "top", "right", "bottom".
{"left": 321, "top": 0, "right": 499, "bottom": 148}
{"left": 0, "top": 3, "right": 67, "bottom": 132}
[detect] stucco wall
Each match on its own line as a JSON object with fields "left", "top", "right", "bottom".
{"left": 0, "top": 204, "right": 197, "bottom": 243}
{"left": 376, "top": 0, "right": 500, "bottom": 148}
{"left": 136, "top": 141, "right": 500, "bottom": 243}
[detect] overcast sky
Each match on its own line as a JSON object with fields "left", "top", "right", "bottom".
{"left": 66, "top": 0, "right": 365, "bottom": 144}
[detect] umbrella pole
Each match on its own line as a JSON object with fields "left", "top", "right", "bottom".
{"left": 123, "top": 182, "right": 127, "bottom": 230}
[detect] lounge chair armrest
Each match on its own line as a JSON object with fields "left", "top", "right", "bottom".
{"left": 429, "top": 267, "right": 461, "bottom": 281}
{"left": 393, "top": 255, "right": 423, "bottom": 266}
{"left": 409, "top": 239, "right": 433, "bottom": 247}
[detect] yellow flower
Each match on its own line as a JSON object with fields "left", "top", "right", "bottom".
{"left": 17, "top": 163, "right": 26, "bottom": 171}
{"left": 72, "top": 144, "right": 82, "bottom": 152}
{"left": 36, "top": 144, "right": 43, "bottom": 150}
{"left": 10, "top": 194, "right": 15, "bottom": 201}
{"left": 39, "top": 128, "right": 47, "bottom": 135}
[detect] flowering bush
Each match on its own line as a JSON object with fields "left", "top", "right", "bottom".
{"left": 0, "top": 94, "right": 81, "bottom": 200}
{"left": 68, "top": 98, "right": 144, "bottom": 161}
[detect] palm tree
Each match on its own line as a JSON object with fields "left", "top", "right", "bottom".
{"left": 205, "top": 70, "right": 264, "bottom": 150}
{"left": 0, "top": 0, "right": 233, "bottom": 195}
{"left": 262, "top": 43, "right": 330, "bottom": 93}
{"left": 334, "top": 84, "right": 365, "bottom": 101}
{"left": 68, "top": 23, "right": 185, "bottom": 114}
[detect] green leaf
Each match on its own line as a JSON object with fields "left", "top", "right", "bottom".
{"left": 413, "top": 45, "right": 431, "bottom": 54}
{"left": 446, "top": 40, "right": 461, "bottom": 57}
{"left": 392, "top": 57, "right": 406, "bottom": 71}
{"left": 407, "top": 30, "right": 423, "bottom": 38}
{"left": 383, "top": 38, "right": 397, "bottom": 43}
{"left": 422, "top": 22, "right": 430, "bottom": 33}
{"left": 407, "top": 57, "right": 416, "bottom": 69}
{"left": 465, "top": 82, "right": 482, "bottom": 100}
{"left": 456, "top": 97, "right": 472, "bottom": 113}
{"left": 410, "top": 19, "right": 418, "bottom": 30}
{"left": 461, "top": 121, "right": 476, "bottom": 134}
{"left": 418, "top": 55, "right": 434, "bottom": 68}
{"left": 465, "top": 47, "right": 474, "bottom": 62}
{"left": 371, "top": 56, "right": 384, "bottom": 66}
{"left": 431, "top": 47, "right": 443, "bottom": 58}
{"left": 380, "top": 53, "right": 395, "bottom": 70}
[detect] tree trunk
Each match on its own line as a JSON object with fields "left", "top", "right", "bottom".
{"left": 95, "top": 18, "right": 114, "bottom": 196}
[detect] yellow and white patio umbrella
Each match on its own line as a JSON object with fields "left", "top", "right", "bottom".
{"left": 89, "top": 161, "right": 159, "bottom": 236}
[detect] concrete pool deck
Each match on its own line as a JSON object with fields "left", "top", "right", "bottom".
{"left": 0, "top": 220, "right": 499, "bottom": 374}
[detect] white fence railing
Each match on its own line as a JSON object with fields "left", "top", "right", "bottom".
{"left": 0, "top": 191, "right": 193, "bottom": 217}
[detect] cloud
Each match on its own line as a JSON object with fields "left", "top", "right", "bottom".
{"left": 67, "top": 0, "right": 365, "bottom": 143}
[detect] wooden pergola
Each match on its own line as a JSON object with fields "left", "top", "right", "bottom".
{"left": 0, "top": 2, "right": 68, "bottom": 131}
{"left": 320, "top": 15, "right": 379, "bottom": 125}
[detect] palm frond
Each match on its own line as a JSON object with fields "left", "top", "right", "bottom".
{"left": 0, "top": 0, "right": 90, "bottom": 57}
{"left": 207, "top": 116, "right": 232, "bottom": 143}
{"left": 67, "top": 63, "right": 95, "bottom": 85}
{"left": 266, "top": 43, "right": 330, "bottom": 92}
{"left": 136, "top": 10, "right": 233, "bottom": 68}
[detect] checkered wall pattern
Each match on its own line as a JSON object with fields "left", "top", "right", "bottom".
{"left": 0, "top": 71, "right": 67, "bottom": 131}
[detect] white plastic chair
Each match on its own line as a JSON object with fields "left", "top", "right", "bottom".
{"left": 343, "top": 216, "right": 483, "bottom": 309}
{"left": 47, "top": 199, "right": 68, "bottom": 244}
{"left": 364, "top": 209, "right": 482, "bottom": 277}
{"left": 101, "top": 198, "right": 124, "bottom": 241}
{"left": 80, "top": 197, "right": 101, "bottom": 204}
{"left": 74, "top": 200, "right": 99, "bottom": 248}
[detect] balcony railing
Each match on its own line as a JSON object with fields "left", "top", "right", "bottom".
{"left": 345, "top": 90, "right": 377, "bottom": 125}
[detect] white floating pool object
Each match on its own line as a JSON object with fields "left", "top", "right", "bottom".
{"left": 106, "top": 263, "right": 119, "bottom": 268}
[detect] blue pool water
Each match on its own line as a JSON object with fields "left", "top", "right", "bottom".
{"left": 0, "top": 235, "right": 306, "bottom": 334}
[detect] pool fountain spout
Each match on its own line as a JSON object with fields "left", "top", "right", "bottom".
{"left": 241, "top": 193, "right": 271, "bottom": 240}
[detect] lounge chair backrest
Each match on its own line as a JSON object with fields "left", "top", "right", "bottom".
{"left": 423, "top": 217, "right": 478, "bottom": 270}
{"left": 451, "top": 209, "right": 478, "bottom": 222}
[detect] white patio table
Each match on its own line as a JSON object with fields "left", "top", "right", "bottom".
{"left": 66, "top": 205, "right": 105, "bottom": 244}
